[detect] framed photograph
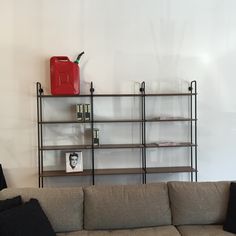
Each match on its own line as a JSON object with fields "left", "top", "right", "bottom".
{"left": 65, "top": 152, "right": 83, "bottom": 173}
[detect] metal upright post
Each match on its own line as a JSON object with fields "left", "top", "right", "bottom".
{"left": 192, "top": 81, "right": 197, "bottom": 182}
{"left": 189, "top": 83, "right": 193, "bottom": 182}
{"left": 90, "top": 82, "right": 95, "bottom": 185}
{"left": 140, "top": 82, "right": 146, "bottom": 184}
{"left": 189, "top": 80, "right": 197, "bottom": 182}
{"left": 36, "top": 83, "right": 40, "bottom": 187}
{"left": 36, "top": 82, "right": 44, "bottom": 187}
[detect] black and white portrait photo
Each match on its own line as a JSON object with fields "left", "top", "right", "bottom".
{"left": 66, "top": 152, "right": 83, "bottom": 173}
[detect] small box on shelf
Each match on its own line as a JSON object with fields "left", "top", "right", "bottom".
{"left": 76, "top": 104, "right": 84, "bottom": 121}
{"left": 83, "top": 104, "right": 91, "bottom": 121}
{"left": 93, "top": 128, "right": 99, "bottom": 146}
{"left": 76, "top": 104, "right": 91, "bottom": 122}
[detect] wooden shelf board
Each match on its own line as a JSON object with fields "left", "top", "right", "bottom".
{"left": 40, "top": 145, "right": 92, "bottom": 151}
{"left": 95, "top": 144, "right": 144, "bottom": 149}
{"left": 146, "top": 118, "right": 196, "bottom": 122}
{"left": 41, "top": 170, "right": 92, "bottom": 177}
{"left": 40, "top": 144, "right": 143, "bottom": 151}
{"left": 41, "top": 168, "right": 142, "bottom": 177}
{"left": 145, "top": 93, "right": 196, "bottom": 97}
{"left": 41, "top": 166, "right": 196, "bottom": 177}
{"left": 93, "top": 94, "right": 142, "bottom": 97}
{"left": 39, "top": 93, "right": 196, "bottom": 98}
{"left": 39, "top": 94, "right": 141, "bottom": 98}
{"left": 95, "top": 168, "right": 143, "bottom": 175}
{"left": 146, "top": 142, "right": 195, "bottom": 148}
{"left": 40, "top": 142, "right": 196, "bottom": 151}
{"left": 39, "top": 94, "right": 90, "bottom": 98}
{"left": 146, "top": 166, "right": 196, "bottom": 173}
{"left": 94, "top": 119, "right": 142, "bottom": 123}
{"left": 39, "top": 117, "right": 196, "bottom": 124}
{"left": 39, "top": 121, "right": 91, "bottom": 124}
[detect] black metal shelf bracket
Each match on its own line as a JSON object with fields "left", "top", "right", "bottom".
{"left": 36, "top": 82, "right": 43, "bottom": 187}
{"left": 90, "top": 82, "right": 95, "bottom": 185}
{"left": 140, "top": 81, "right": 147, "bottom": 184}
{"left": 190, "top": 80, "right": 197, "bottom": 182}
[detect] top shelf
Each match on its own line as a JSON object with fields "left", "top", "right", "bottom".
{"left": 38, "top": 93, "right": 197, "bottom": 98}
{"left": 37, "top": 81, "right": 197, "bottom": 98}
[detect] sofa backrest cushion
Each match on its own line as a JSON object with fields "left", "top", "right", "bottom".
{"left": 0, "top": 187, "right": 83, "bottom": 233}
{"left": 168, "top": 181, "right": 230, "bottom": 225}
{"left": 83, "top": 183, "right": 171, "bottom": 230}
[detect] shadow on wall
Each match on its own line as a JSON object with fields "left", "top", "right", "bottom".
{"left": 0, "top": 164, "right": 7, "bottom": 190}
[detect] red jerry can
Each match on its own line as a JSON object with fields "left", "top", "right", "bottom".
{"left": 50, "top": 56, "right": 80, "bottom": 95}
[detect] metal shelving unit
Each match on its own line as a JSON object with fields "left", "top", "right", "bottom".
{"left": 36, "top": 81, "right": 197, "bottom": 187}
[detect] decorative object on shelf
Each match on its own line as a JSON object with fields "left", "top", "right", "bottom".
{"left": 93, "top": 128, "right": 99, "bottom": 146}
{"left": 76, "top": 104, "right": 90, "bottom": 121}
{"left": 66, "top": 152, "right": 83, "bottom": 173}
{"left": 83, "top": 104, "right": 91, "bottom": 121}
{"left": 50, "top": 52, "right": 84, "bottom": 95}
{"left": 76, "top": 104, "right": 84, "bottom": 121}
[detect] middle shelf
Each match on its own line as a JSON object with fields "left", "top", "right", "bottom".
{"left": 39, "top": 117, "right": 197, "bottom": 124}
{"left": 40, "top": 142, "right": 196, "bottom": 151}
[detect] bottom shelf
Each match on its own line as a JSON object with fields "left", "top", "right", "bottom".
{"left": 40, "top": 166, "right": 196, "bottom": 177}
{"left": 147, "top": 166, "right": 195, "bottom": 174}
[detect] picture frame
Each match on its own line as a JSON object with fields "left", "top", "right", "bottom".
{"left": 65, "top": 151, "right": 83, "bottom": 173}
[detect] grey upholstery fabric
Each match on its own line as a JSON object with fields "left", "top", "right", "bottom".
{"left": 168, "top": 181, "right": 230, "bottom": 225}
{"left": 0, "top": 187, "right": 83, "bottom": 233}
{"left": 177, "top": 225, "right": 236, "bottom": 236}
{"left": 57, "top": 226, "right": 180, "bottom": 236}
{"left": 84, "top": 183, "right": 171, "bottom": 230}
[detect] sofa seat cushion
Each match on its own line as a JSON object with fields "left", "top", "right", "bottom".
{"left": 57, "top": 226, "right": 181, "bottom": 236}
{"left": 177, "top": 225, "right": 236, "bottom": 236}
{"left": 168, "top": 181, "right": 230, "bottom": 225}
{"left": 84, "top": 183, "right": 171, "bottom": 230}
{"left": 0, "top": 187, "right": 83, "bottom": 233}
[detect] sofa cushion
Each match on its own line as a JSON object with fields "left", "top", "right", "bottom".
{"left": 0, "top": 198, "right": 56, "bottom": 236}
{"left": 84, "top": 183, "right": 171, "bottom": 230}
{"left": 57, "top": 226, "right": 180, "bottom": 236}
{"left": 223, "top": 182, "right": 236, "bottom": 234}
{"left": 177, "top": 225, "right": 236, "bottom": 236}
{"left": 168, "top": 181, "right": 230, "bottom": 225}
{"left": 0, "top": 196, "right": 22, "bottom": 212}
{"left": 0, "top": 187, "right": 83, "bottom": 233}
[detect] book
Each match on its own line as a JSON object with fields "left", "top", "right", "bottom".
{"left": 93, "top": 128, "right": 99, "bottom": 145}
{"left": 83, "top": 104, "right": 91, "bottom": 121}
{"left": 76, "top": 104, "right": 84, "bottom": 121}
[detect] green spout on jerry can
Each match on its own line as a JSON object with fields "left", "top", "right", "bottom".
{"left": 74, "top": 51, "right": 85, "bottom": 64}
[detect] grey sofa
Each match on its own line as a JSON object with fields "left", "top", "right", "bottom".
{"left": 0, "top": 181, "right": 235, "bottom": 236}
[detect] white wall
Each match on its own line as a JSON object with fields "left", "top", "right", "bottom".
{"left": 1, "top": 0, "right": 236, "bottom": 187}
